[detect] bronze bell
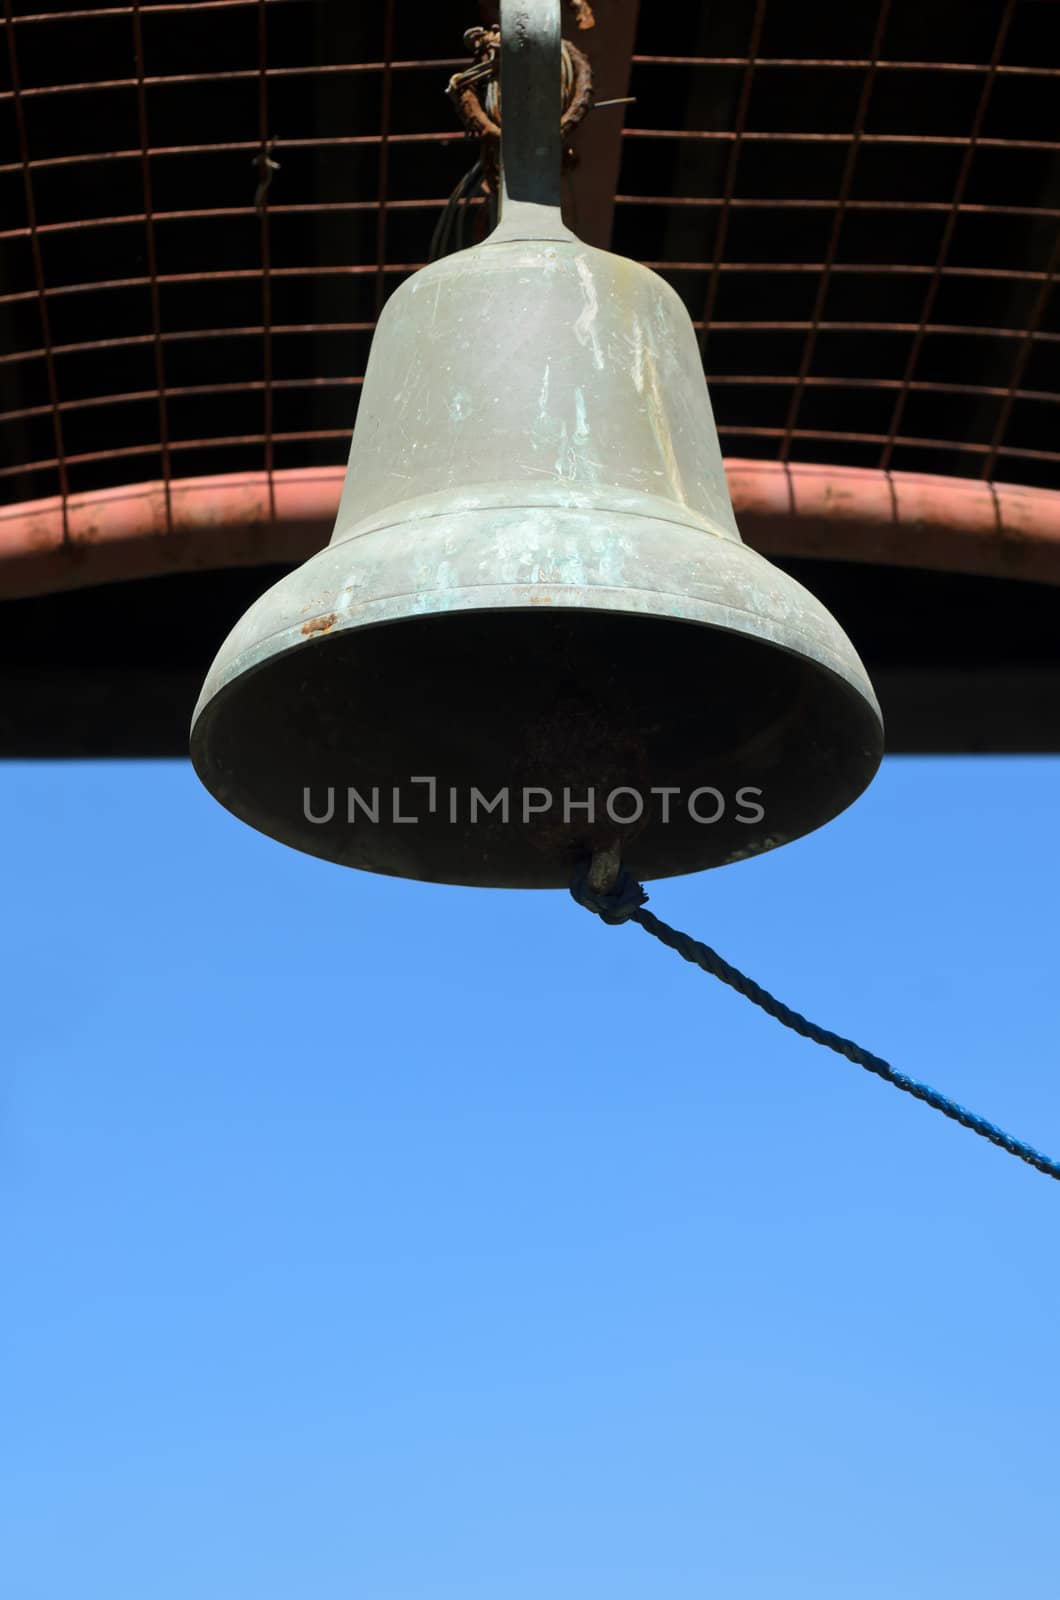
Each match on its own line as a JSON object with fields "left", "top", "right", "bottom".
{"left": 191, "top": 0, "right": 883, "bottom": 888}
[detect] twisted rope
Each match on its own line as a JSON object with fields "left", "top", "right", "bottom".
{"left": 446, "top": 25, "right": 593, "bottom": 155}
{"left": 570, "top": 861, "right": 1060, "bottom": 1183}
{"left": 428, "top": 21, "right": 595, "bottom": 262}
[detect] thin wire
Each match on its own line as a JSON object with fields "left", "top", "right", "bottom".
{"left": 698, "top": 0, "right": 767, "bottom": 358}
{"left": 375, "top": 0, "right": 396, "bottom": 320}
{"left": 3, "top": 0, "right": 69, "bottom": 535}
{"left": 7, "top": 191, "right": 1060, "bottom": 244}
{"left": 2, "top": 318, "right": 1055, "bottom": 374}
{"left": 131, "top": 0, "right": 172, "bottom": 531}
{"left": 5, "top": 370, "right": 1057, "bottom": 428}
{"left": 878, "top": 0, "right": 1016, "bottom": 472}
{"left": 5, "top": 258, "right": 1050, "bottom": 313}
{"left": 0, "top": 59, "right": 466, "bottom": 102}
{"left": 256, "top": 0, "right": 276, "bottom": 519}
{"left": 429, "top": 163, "right": 484, "bottom": 261}
{"left": 6, "top": 421, "right": 1059, "bottom": 484}
{"left": 981, "top": 225, "right": 1060, "bottom": 482}
{"left": 779, "top": 0, "right": 891, "bottom": 463}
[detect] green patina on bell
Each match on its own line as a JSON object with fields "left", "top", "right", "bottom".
{"left": 191, "top": 0, "right": 883, "bottom": 888}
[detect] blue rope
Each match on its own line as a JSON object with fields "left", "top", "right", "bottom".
{"left": 570, "top": 862, "right": 1060, "bottom": 1183}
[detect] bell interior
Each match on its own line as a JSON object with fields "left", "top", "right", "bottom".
{"left": 191, "top": 608, "right": 883, "bottom": 888}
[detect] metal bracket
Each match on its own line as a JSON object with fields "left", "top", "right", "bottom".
{"left": 490, "top": 0, "right": 577, "bottom": 244}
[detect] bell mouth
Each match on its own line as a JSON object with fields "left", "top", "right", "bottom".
{"left": 191, "top": 606, "right": 883, "bottom": 889}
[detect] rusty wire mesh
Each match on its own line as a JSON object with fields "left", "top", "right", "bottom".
{"left": 0, "top": 0, "right": 1058, "bottom": 528}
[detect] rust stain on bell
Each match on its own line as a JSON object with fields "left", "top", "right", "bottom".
{"left": 301, "top": 613, "right": 338, "bottom": 637}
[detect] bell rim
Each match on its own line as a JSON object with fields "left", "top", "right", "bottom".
{"left": 190, "top": 500, "right": 884, "bottom": 886}
{"left": 192, "top": 576, "right": 884, "bottom": 737}
{"left": 190, "top": 590, "right": 884, "bottom": 888}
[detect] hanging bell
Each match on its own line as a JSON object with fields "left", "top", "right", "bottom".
{"left": 191, "top": 0, "right": 883, "bottom": 889}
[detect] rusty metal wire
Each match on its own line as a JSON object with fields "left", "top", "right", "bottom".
{"left": 375, "top": 0, "right": 395, "bottom": 318}
{"left": 255, "top": 0, "right": 275, "bottom": 517}
{"left": 777, "top": 0, "right": 892, "bottom": 463}
{"left": 0, "top": 0, "right": 1057, "bottom": 520}
{"left": 697, "top": 0, "right": 765, "bottom": 351}
{"left": 130, "top": 0, "right": 171, "bottom": 530}
{"left": 877, "top": 0, "right": 1017, "bottom": 472}
{"left": 2, "top": 0, "right": 68, "bottom": 532}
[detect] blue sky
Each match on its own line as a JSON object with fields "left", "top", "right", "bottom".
{"left": 2, "top": 755, "right": 1058, "bottom": 1599}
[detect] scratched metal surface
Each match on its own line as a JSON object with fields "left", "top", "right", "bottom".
{"left": 189, "top": 3, "right": 883, "bottom": 888}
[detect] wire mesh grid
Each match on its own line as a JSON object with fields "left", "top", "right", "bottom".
{"left": 0, "top": 0, "right": 1058, "bottom": 529}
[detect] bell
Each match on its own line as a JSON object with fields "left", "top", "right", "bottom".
{"left": 191, "top": 0, "right": 883, "bottom": 889}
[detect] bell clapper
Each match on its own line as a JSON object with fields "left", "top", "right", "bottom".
{"left": 586, "top": 842, "right": 623, "bottom": 896}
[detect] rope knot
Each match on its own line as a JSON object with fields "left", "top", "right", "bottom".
{"left": 569, "top": 860, "right": 648, "bottom": 925}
